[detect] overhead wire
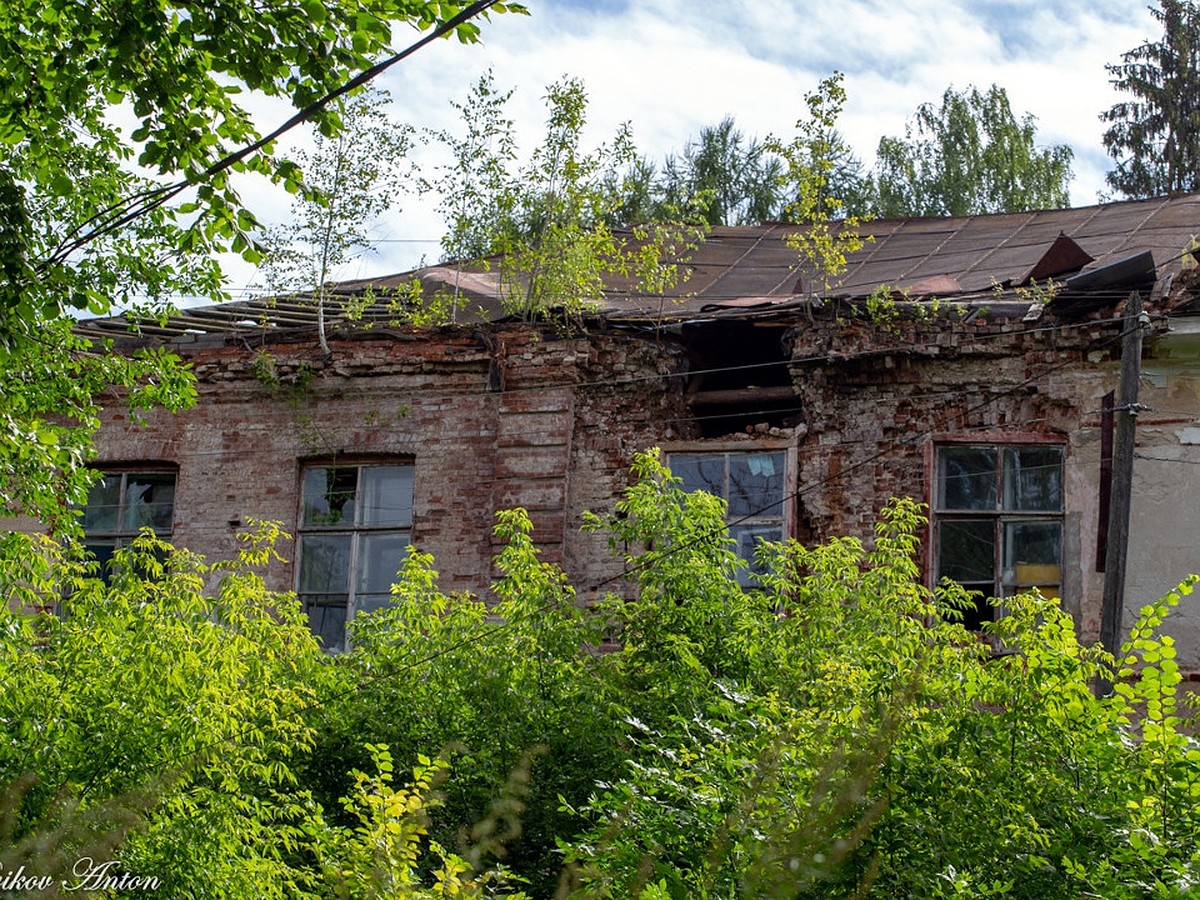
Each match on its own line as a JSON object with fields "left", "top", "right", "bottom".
{"left": 39, "top": 0, "right": 503, "bottom": 273}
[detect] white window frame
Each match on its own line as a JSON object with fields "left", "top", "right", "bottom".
{"left": 296, "top": 460, "right": 414, "bottom": 651}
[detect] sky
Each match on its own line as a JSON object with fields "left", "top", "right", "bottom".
{"left": 221, "top": 0, "right": 1163, "bottom": 301}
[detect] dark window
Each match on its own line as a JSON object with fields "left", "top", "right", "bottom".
{"left": 934, "top": 444, "right": 1064, "bottom": 629}
{"left": 82, "top": 470, "right": 176, "bottom": 578}
{"left": 670, "top": 450, "right": 787, "bottom": 583}
{"left": 297, "top": 463, "right": 413, "bottom": 651}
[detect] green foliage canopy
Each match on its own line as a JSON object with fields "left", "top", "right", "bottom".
{"left": 3, "top": 454, "right": 1200, "bottom": 896}
{"left": 0, "top": 0, "right": 521, "bottom": 522}
{"left": 869, "top": 84, "right": 1074, "bottom": 217}
{"left": 312, "top": 451, "right": 1200, "bottom": 898}
{"left": 658, "top": 116, "right": 785, "bottom": 227}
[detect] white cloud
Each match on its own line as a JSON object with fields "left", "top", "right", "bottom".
{"left": 215, "top": 0, "right": 1166, "bottom": 297}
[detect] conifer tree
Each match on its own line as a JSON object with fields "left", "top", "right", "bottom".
{"left": 1102, "top": 0, "right": 1200, "bottom": 198}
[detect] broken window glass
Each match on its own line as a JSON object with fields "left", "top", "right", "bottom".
{"left": 81, "top": 469, "right": 177, "bottom": 581}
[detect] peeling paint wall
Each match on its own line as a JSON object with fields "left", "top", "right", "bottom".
{"left": 1127, "top": 318, "right": 1200, "bottom": 672}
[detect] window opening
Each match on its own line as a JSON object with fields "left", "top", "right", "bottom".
{"left": 934, "top": 444, "right": 1064, "bottom": 629}
{"left": 682, "top": 321, "right": 798, "bottom": 437}
{"left": 297, "top": 462, "right": 413, "bottom": 651}
{"left": 669, "top": 450, "right": 787, "bottom": 584}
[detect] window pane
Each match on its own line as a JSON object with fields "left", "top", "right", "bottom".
{"left": 939, "top": 448, "right": 997, "bottom": 510}
{"left": 938, "top": 520, "right": 995, "bottom": 584}
{"left": 356, "top": 532, "right": 409, "bottom": 596}
{"left": 1003, "top": 447, "right": 1063, "bottom": 512}
{"left": 1004, "top": 521, "right": 1061, "bottom": 568}
{"left": 957, "top": 587, "right": 994, "bottom": 631}
{"left": 122, "top": 473, "right": 175, "bottom": 533}
{"left": 359, "top": 466, "right": 413, "bottom": 527}
{"left": 1005, "top": 520, "right": 1062, "bottom": 598}
{"left": 82, "top": 476, "right": 122, "bottom": 533}
{"left": 727, "top": 452, "right": 785, "bottom": 516}
{"left": 731, "top": 523, "right": 782, "bottom": 585}
{"left": 297, "top": 534, "right": 351, "bottom": 593}
{"left": 355, "top": 593, "right": 393, "bottom": 617}
{"left": 85, "top": 542, "right": 117, "bottom": 582}
{"left": 302, "top": 596, "right": 349, "bottom": 651}
{"left": 302, "top": 467, "right": 358, "bottom": 527}
{"left": 671, "top": 454, "right": 725, "bottom": 497}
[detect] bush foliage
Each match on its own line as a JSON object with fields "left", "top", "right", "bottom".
{"left": 1, "top": 451, "right": 1199, "bottom": 898}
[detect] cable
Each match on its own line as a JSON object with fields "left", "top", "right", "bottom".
{"left": 38, "top": 1, "right": 503, "bottom": 272}
{"left": 1133, "top": 452, "right": 1200, "bottom": 466}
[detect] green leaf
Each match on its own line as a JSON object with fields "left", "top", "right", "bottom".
{"left": 301, "top": 0, "right": 327, "bottom": 23}
{"left": 49, "top": 173, "right": 73, "bottom": 195}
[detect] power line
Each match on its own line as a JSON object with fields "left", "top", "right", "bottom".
{"left": 38, "top": 0, "right": 504, "bottom": 272}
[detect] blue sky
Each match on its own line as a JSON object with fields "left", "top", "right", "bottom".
{"left": 222, "top": 0, "right": 1163, "bottom": 298}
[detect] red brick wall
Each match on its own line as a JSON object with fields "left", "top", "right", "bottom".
{"left": 87, "top": 311, "right": 1121, "bottom": 641}
{"left": 90, "top": 327, "right": 693, "bottom": 602}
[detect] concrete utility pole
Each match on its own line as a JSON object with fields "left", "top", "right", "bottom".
{"left": 1099, "top": 292, "right": 1147, "bottom": 659}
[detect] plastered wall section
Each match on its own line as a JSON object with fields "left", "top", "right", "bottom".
{"left": 1125, "top": 323, "right": 1200, "bottom": 672}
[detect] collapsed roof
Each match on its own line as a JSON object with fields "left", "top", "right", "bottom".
{"left": 77, "top": 194, "right": 1200, "bottom": 341}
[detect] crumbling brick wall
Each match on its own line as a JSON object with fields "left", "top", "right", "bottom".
{"left": 91, "top": 325, "right": 691, "bottom": 603}
{"left": 786, "top": 308, "right": 1123, "bottom": 639}
{"left": 85, "top": 305, "right": 1144, "bottom": 647}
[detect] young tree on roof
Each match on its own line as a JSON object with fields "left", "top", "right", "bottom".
{"left": 427, "top": 75, "right": 706, "bottom": 322}
{"left": 1101, "top": 0, "right": 1200, "bottom": 198}
{"left": 867, "top": 84, "right": 1074, "bottom": 217}
{"left": 768, "top": 73, "right": 871, "bottom": 289}
{"left": 260, "top": 87, "right": 411, "bottom": 354}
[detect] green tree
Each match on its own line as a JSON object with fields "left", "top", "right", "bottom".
{"left": 422, "top": 70, "right": 520, "bottom": 265}
{"left": 0, "top": 0, "right": 522, "bottom": 522}
{"left": 0, "top": 525, "right": 323, "bottom": 895}
{"left": 869, "top": 84, "right": 1074, "bottom": 217}
{"left": 658, "top": 116, "right": 785, "bottom": 226}
{"left": 1, "top": 0, "right": 516, "bottom": 338}
{"left": 0, "top": 527, "right": 528, "bottom": 898}
{"left": 1101, "top": 0, "right": 1200, "bottom": 198}
{"left": 261, "top": 86, "right": 412, "bottom": 353}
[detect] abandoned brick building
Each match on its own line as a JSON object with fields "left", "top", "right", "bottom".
{"left": 76, "top": 193, "right": 1200, "bottom": 663}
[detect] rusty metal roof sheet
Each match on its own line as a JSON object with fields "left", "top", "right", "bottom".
{"left": 76, "top": 193, "right": 1200, "bottom": 340}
